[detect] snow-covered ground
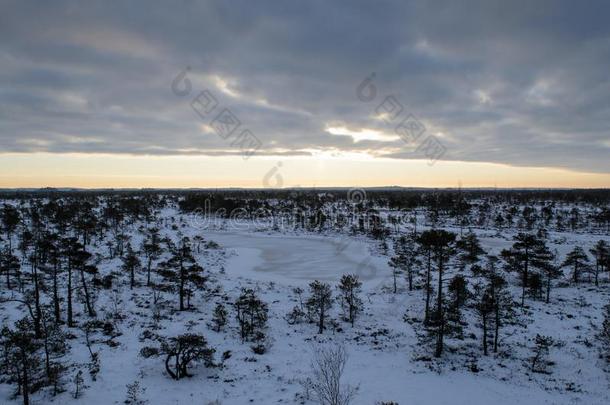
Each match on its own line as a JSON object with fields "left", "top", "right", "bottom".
{"left": 1, "top": 209, "right": 609, "bottom": 405}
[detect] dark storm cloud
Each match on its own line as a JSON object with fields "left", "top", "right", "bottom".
{"left": 0, "top": 0, "right": 609, "bottom": 172}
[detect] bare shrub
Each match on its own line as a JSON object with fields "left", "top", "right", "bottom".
{"left": 309, "top": 344, "right": 357, "bottom": 405}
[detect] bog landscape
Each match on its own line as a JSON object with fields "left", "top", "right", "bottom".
{"left": 1, "top": 1, "right": 610, "bottom": 404}
{"left": 0, "top": 188, "right": 609, "bottom": 404}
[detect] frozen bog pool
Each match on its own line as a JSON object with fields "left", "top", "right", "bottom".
{"left": 205, "top": 231, "right": 390, "bottom": 285}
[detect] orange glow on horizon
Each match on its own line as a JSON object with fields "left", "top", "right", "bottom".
{"left": 0, "top": 153, "right": 608, "bottom": 189}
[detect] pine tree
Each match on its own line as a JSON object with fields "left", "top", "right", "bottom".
{"left": 589, "top": 240, "right": 608, "bottom": 287}
{"left": 0, "top": 248, "right": 20, "bottom": 290}
{"left": 43, "top": 233, "right": 63, "bottom": 323}
{"left": 1, "top": 204, "right": 20, "bottom": 253}
{"left": 235, "top": 289, "right": 268, "bottom": 342}
{"left": 63, "top": 237, "right": 96, "bottom": 324}
{"left": 530, "top": 334, "right": 554, "bottom": 374}
{"left": 306, "top": 280, "right": 333, "bottom": 334}
{"left": 0, "top": 318, "right": 45, "bottom": 405}
{"left": 388, "top": 254, "right": 403, "bottom": 294}
{"left": 416, "top": 231, "right": 435, "bottom": 323}
{"left": 446, "top": 276, "right": 468, "bottom": 341}
{"left": 536, "top": 248, "right": 562, "bottom": 303}
{"left": 142, "top": 227, "right": 162, "bottom": 286}
{"left": 473, "top": 255, "right": 514, "bottom": 353}
{"left": 501, "top": 233, "right": 545, "bottom": 306}
{"left": 74, "top": 203, "right": 97, "bottom": 246}
{"left": 337, "top": 274, "right": 363, "bottom": 326}
{"left": 79, "top": 261, "right": 98, "bottom": 318}
{"left": 125, "top": 380, "right": 146, "bottom": 404}
{"left": 448, "top": 274, "right": 468, "bottom": 309}
{"left": 475, "top": 283, "right": 494, "bottom": 356}
{"left": 159, "top": 334, "right": 215, "bottom": 380}
{"left": 158, "top": 237, "right": 204, "bottom": 310}
{"left": 428, "top": 229, "right": 457, "bottom": 357}
{"left": 39, "top": 309, "right": 68, "bottom": 381}
{"left": 211, "top": 303, "right": 228, "bottom": 332}
{"left": 122, "top": 243, "right": 141, "bottom": 289}
{"left": 72, "top": 370, "right": 84, "bottom": 399}
{"left": 389, "top": 235, "right": 420, "bottom": 291}
{"left": 456, "top": 230, "right": 486, "bottom": 271}
{"left": 562, "top": 246, "right": 590, "bottom": 284}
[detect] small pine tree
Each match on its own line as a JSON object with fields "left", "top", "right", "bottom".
{"left": 211, "top": 303, "right": 228, "bottom": 332}
{"left": 448, "top": 274, "right": 468, "bottom": 309}
{"left": 88, "top": 352, "right": 100, "bottom": 382}
{"left": 456, "top": 230, "right": 486, "bottom": 271}
{"left": 562, "top": 246, "right": 590, "bottom": 284}
{"left": 389, "top": 235, "right": 420, "bottom": 291}
{"left": 158, "top": 237, "right": 205, "bottom": 311}
{"left": 475, "top": 284, "right": 494, "bottom": 356}
{"left": 234, "top": 289, "right": 268, "bottom": 342}
{"left": 0, "top": 318, "right": 45, "bottom": 405}
{"left": 125, "top": 379, "right": 146, "bottom": 404}
{"left": 530, "top": 334, "right": 554, "bottom": 374}
{"left": 293, "top": 287, "right": 305, "bottom": 311}
{"left": 500, "top": 233, "right": 549, "bottom": 306}
{"left": 589, "top": 240, "right": 608, "bottom": 287}
{"left": 286, "top": 305, "right": 307, "bottom": 325}
{"left": 122, "top": 243, "right": 141, "bottom": 289}
{"left": 306, "top": 280, "right": 333, "bottom": 334}
{"left": 538, "top": 248, "right": 562, "bottom": 304}
{"left": 287, "top": 287, "right": 307, "bottom": 324}
{"left": 337, "top": 274, "right": 363, "bottom": 327}
{"left": 142, "top": 227, "right": 163, "bottom": 286}
{"left": 160, "top": 334, "right": 215, "bottom": 380}
{"left": 49, "top": 362, "right": 67, "bottom": 396}
{"left": 73, "top": 370, "right": 85, "bottom": 399}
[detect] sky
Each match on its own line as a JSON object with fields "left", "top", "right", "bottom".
{"left": 1, "top": 0, "right": 609, "bottom": 188}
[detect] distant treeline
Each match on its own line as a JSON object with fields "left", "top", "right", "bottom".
{"left": 1, "top": 188, "right": 609, "bottom": 208}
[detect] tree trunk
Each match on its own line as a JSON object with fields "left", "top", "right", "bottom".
{"left": 482, "top": 313, "right": 488, "bottom": 355}
{"left": 493, "top": 302, "right": 500, "bottom": 353}
{"left": 165, "top": 354, "right": 177, "bottom": 380}
{"left": 318, "top": 302, "right": 325, "bottom": 334}
{"left": 80, "top": 268, "right": 95, "bottom": 317}
{"left": 43, "top": 330, "right": 51, "bottom": 377}
{"left": 521, "top": 252, "right": 529, "bottom": 307}
{"left": 349, "top": 290, "right": 355, "bottom": 327}
{"left": 21, "top": 348, "right": 29, "bottom": 405}
{"left": 32, "top": 261, "right": 41, "bottom": 338}
{"left": 179, "top": 265, "right": 185, "bottom": 311}
{"left": 53, "top": 262, "right": 61, "bottom": 323}
{"left": 424, "top": 252, "right": 432, "bottom": 323}
{"left": 5, "top": 261, "right": 11, "bottom": 289}
{"left": 67, "top": 264, "right": 73, "bottom": 327}
{"left": 435, "top": 254, "right": 444, "bottom": 358}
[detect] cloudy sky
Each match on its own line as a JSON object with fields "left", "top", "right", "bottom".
{"left": 1, "top": 0, "right": 609, "bottom": 188}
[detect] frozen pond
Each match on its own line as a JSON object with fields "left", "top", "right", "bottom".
{"left": 203, "top": 229, "right": 592, "bottom": 286}
{"left": 205, "top": 231, "right": 390, "bottom": 285}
